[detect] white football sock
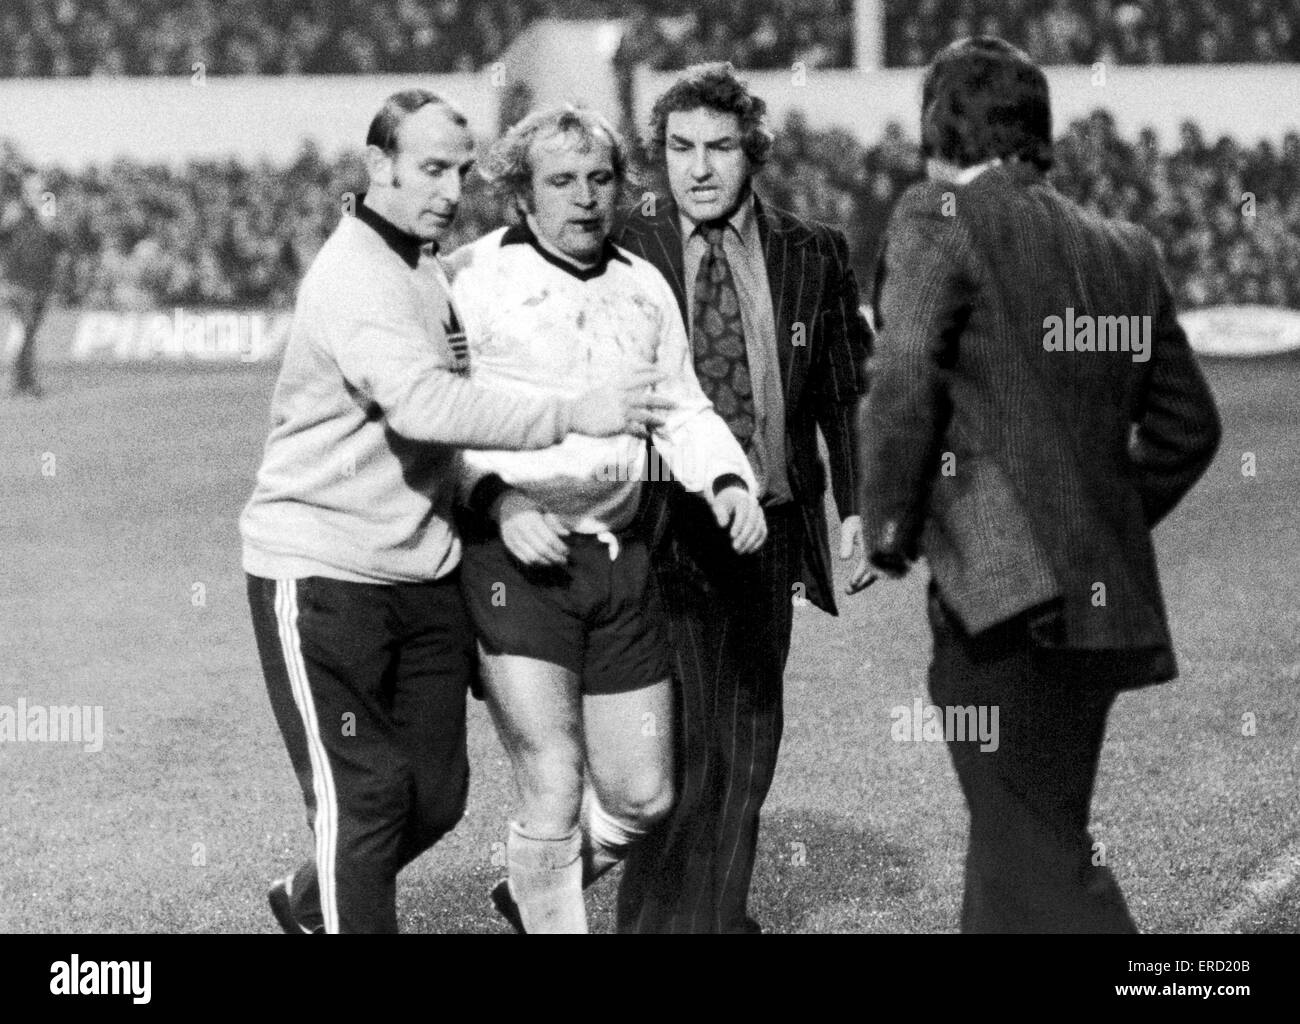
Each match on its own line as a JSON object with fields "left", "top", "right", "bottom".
{"left": 506, "top": 821, "right": 586, "bottom": 934}
{"left": 582, "top": 789, "right": 645, "bottom": 887}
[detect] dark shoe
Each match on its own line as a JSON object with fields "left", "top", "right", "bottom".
{"left": 490, "top": 879, "right": 525, "bottom": 934}
{"left": 269, "top": 874, "right": 317, "bottom": 934}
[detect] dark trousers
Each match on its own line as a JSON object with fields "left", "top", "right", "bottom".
{"left": 247, "top": 573, "right": 474, "bottom": 933}
{"left": 617, "top": 500, "right": 801, "bottom": 933}
{"left": 927, "top": 588, "right": 1138, "bottom": 933}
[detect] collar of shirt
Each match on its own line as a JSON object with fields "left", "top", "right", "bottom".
{"left": 679, "top": 188, "right": 759, "bottom": 248}
{"left": 355, "top": 193, "right": 434, "bottom": 268}
{"left": 500, "top": 220, "right": 630, "bottom": 281}
{"left": 948, "top": 159, "right": 1004, "bottom": 186}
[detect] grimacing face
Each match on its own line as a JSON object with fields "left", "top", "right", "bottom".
{"left": 664, "top": 107, "right": 752, "bottom": 225}
{"left": 369, "top": 103, "right": 476, "bottom": 243}
{"left": 523, "top": 131, "right": 618, "bottom": 266}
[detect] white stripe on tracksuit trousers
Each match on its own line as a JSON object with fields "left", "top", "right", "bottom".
{"left": 273, "top": 580, "right": 340, "bottom": 935}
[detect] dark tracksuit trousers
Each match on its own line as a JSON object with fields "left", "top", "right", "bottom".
{"left": 247, "top": 573, "right": 474, "bottom": 934}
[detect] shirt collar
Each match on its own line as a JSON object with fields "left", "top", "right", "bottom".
{"left": 355, "top": 194, "right": 432, "bottom": 268}
{"left": 927, "top": 158, "right": 1004, "bottom": 187}
{"left": 500, "top": 220, "right": 630, "bottom": 281}
{"left": 680, "top": 187, "right": 757, "bottom": 244}
{"left": 951, "top": 159, "right": 1003, "bottom": 185}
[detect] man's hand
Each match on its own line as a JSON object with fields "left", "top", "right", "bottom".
{"left": 846, "top": 554, "right": 879, "bottom": 595}
{"left": 493, "top": 491, "right": 570, "bottom": 567}
{"left": 842, "top": 514, "right": 877, "bottom": 595}
{"left": 839, "top": 515, "right": 864, "bottom": 562}
{"left": 570, "top": 368, "right": 676, "bottom": 438}
{"left": 847, "top": 548, "right": 910, "bottom": 596}
{"left": 709, "top": 486, "right": 767, "bottom": 555}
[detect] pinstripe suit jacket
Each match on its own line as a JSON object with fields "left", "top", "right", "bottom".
{"left": 618, "top": 193, "right": 872, "bottom": 615}
{"left": 860, "top": 163, "right": 1221, "bottom": 679}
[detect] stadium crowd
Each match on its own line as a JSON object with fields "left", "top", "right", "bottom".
{"left": 0, "top": 0, "right": 852, "bottom": 76}
{"left": 8, "top": 0, "right": 1297, "bottom": 76}
{"left": 886, "top": 0, "right": 1300, "bottom": 67}
{"left": 3, "top": 111, "right": 1298, "bottom": 312}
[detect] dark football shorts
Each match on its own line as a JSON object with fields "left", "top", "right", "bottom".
{"left": 459, "top": 529, "right": 671, "bottom": 695}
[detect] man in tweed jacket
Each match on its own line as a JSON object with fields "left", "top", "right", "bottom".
{"left": 616, "top": 63, "right": 872, "bottom": 933}
{"left": 854, "top": 37, "right": 1222, "bottom": 932}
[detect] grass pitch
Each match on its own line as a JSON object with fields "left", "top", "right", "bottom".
{"left": 0, "top": 357, "right": 1296, "bottom": 933}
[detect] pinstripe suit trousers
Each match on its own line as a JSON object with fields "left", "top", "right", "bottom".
{"left": 617, "top": 499, "right": 801, "bottom": 933}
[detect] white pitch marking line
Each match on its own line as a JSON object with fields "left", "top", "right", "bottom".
{"left": 1199, "top": 842, "right": 1300, "bottom": 933}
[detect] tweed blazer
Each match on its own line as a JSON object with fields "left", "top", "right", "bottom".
{"left": 859, "top": 163, "right": 1221, "bottom": 678}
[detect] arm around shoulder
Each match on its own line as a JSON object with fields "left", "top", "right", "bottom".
{"left": 313, "top": 271, "right": 574, "bottom": 450}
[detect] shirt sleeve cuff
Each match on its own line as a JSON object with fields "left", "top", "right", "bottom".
{"left": 467, "top": 473, "right": 514, "bottom": 518}
{"left": 711, "top": 473, "right": 749, "bottom": 497}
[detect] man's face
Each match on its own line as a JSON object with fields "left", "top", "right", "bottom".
{"left": 524, "top": 131, "right": 618, "bottom": 266}
{"left": 372, "top": 104, "right": 476, "bottom": 243}
{"left": 664, "top": 107, "right": 751, "bottom": 224}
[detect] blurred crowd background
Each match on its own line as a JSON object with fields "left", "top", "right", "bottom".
{"left": 2, "top": 0, "right": 1297, "bottom": 76}
{"left": 4, "top": 109, "right": 1297, "bottom": 312}
{"left": 885, "top": 0, "right": 1300, "bottom": 67}
{"left": 0, "top": 0, "right": 850, "bottom": 76}
{"left": 2, "top": 0, "right": 1296, "bottom": 314}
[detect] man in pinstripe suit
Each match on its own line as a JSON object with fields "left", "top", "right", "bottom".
{"left": 854, "top": 38, "right": 1221, "bottom": 931}
{"left": 615, "top": 63, "right": 873, "bottom": 933}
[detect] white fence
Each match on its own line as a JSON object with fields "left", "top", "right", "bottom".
{"left": 634, "top": 63, "right": 1300, "bottom": 147}
{"left": 3, "top": 38, "right": 1299, "bottom": 169}
{"left": 0, "top": 73, "right": 500, "bottom": 167}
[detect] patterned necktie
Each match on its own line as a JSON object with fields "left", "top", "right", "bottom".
{"left": 691, "top": 224, "right": 755, "bottom": 448}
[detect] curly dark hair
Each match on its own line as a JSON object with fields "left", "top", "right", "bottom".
{"left": 920, "top": 37, "right": 1054, "bottom": 172}
{"left": 647, "top": 62, "right": 774, "bottom": 167}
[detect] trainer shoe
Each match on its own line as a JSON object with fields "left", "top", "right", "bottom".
{"left": 268, "top": 873, "right": 317, "bottom": 934}
{"left": 490, "top": 879, "right": 525, "bottom": 934}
